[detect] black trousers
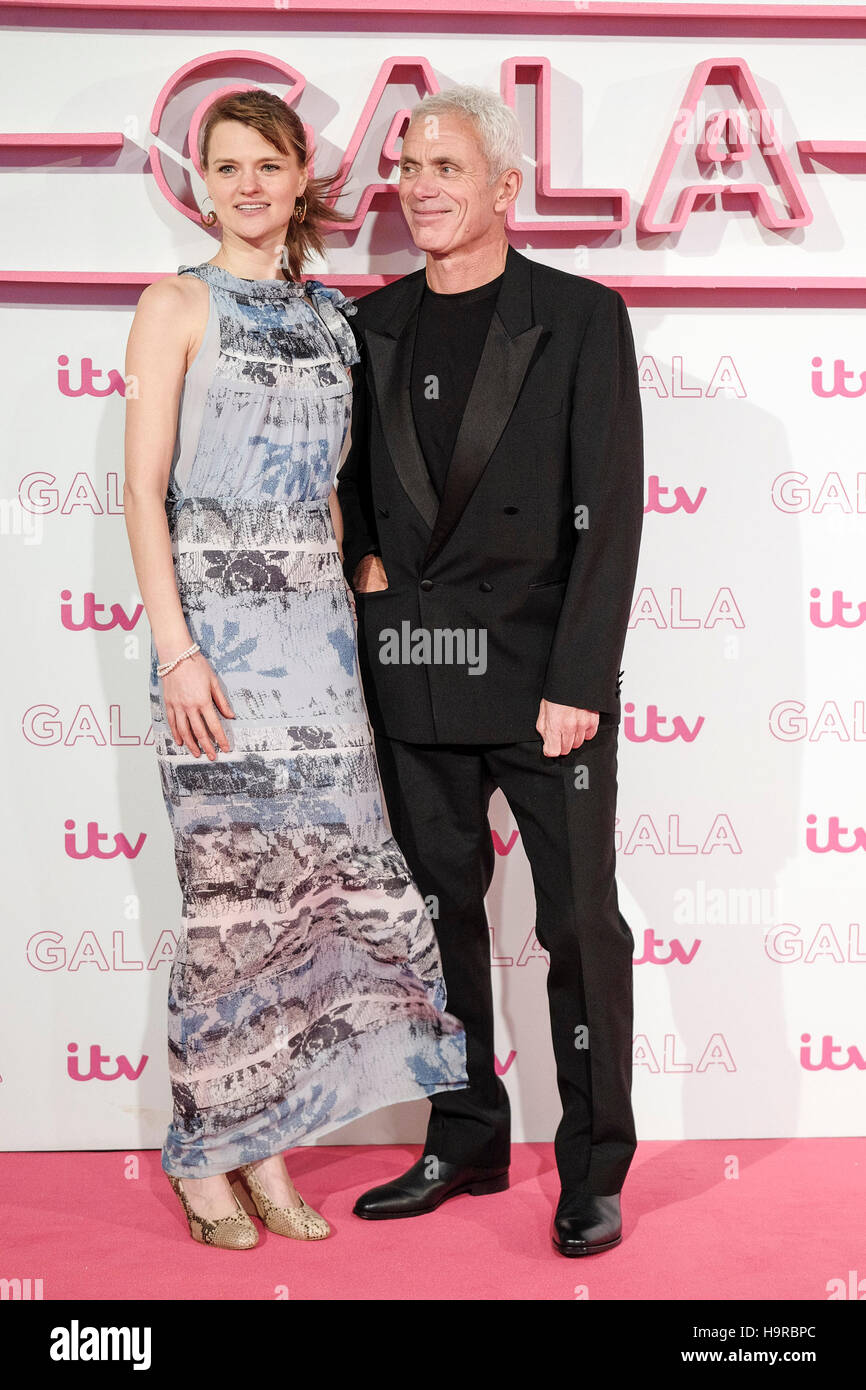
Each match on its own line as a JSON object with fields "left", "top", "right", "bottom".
{"left": 372, "top": 723, "right": 637, "bottom": 1196}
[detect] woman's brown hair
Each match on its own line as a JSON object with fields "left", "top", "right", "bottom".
{"left": 198, "top": 89, "right": 353, "bottom": 283}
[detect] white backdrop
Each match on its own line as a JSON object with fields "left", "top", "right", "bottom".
{"left": 1, "top": 12, "right": 864, "bottom": 1154}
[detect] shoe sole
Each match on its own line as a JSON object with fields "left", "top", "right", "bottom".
{"left": 353, "top": 1171, "right": 510, "bottom": 1220}
{"left": 552, "top": 1233, "right": 622, "bottom": 1257}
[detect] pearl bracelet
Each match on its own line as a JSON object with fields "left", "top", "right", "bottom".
{"left": 157, "top": 643, "right": 200, "bottom": 678}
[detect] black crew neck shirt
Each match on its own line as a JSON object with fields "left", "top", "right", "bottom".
{"left": 410, "top": 270, "right": 505, "bottom": 499}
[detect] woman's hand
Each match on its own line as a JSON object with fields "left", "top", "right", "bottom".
{"left": 345, "top": 580, "right": 357, "bottom": 624}
{"left": 161, "top": 653, "right": 235, "bottom": 759}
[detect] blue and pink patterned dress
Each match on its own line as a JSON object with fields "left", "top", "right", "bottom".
{"left": 152, "top": 261, "right": 467, "bottom": 1176}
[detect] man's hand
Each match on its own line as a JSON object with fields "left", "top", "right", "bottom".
{"left": 536, "top": 699, "right": 599, "bottom": 756}
{"left": 352, "top": 554, "right": 389, "bottom": 593}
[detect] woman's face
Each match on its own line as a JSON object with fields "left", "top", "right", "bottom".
{"left": 204, "top": 119, "right": 308, "bottom": 256}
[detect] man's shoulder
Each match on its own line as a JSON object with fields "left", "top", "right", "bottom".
{"left": 347, "top": 252, "right": 621, "bottom": 329}
{"left": 525, "top": 253, "right": 622, "bottom": 314}
{"left": 350, "top": 267, "right": 425, "bottom": 327}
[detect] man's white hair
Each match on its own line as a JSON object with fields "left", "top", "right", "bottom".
{"left": 407, "top": 85, "right": 523, "bottom": 184}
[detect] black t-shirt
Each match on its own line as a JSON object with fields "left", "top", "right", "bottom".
{"left": 410, "top": 270, "right": 504, "bottom": 499}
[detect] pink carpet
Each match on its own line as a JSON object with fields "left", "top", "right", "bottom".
{"left": 1, "top": 1140, "right": 862, "bottom": 1300}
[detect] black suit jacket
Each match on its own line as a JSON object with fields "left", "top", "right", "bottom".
{"left": 337, "top": 242, "right": 644, "bottom": 744}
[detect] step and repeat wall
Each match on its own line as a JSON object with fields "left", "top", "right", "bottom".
{"left": 1, "top": 3, "right": 863, "bottom": 1153}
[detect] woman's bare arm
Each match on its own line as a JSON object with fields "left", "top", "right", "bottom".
{"left": 328, "top": 366, "right": 353, "bottom": 562}
{"left": 123, "top": 277, "right": 234, "bottom": 759}
{"left": 124, "top": 278, "right": 196, "bottom": 659}
{"left": 328, "top": 485, "right": 344, "bottom": 561}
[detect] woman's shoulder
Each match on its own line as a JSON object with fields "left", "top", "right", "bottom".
{"left": 136, "top": 268, "right": 208, "bottom": 318}
{"left": 128, "top": 272, "right": 209, "bottom": 375}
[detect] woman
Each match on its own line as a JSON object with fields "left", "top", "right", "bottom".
{"left": 123, "top": 89, "right": 467, "bottom": 1250}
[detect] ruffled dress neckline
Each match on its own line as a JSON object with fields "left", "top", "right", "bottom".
{"left": 176, "top": 260, "right": 360, "bottom": 369}
{"left": 179, "top": 261, "right": 309, "bottom": 299}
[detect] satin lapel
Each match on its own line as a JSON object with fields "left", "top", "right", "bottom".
{"left": 360, "top": 245, "right": 545, "bottom": 553}
{"left": 423, "top": 312, "right": 544, "bottom": 568}
{"left": 364, "top": 302, "right": 439, "bottom": 532}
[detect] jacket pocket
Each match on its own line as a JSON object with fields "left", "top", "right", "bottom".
{"left": 528, "top": 577, "right": 568, "bottom": 591}
{"left": 511, "top": 395, "right": 563, "bottom": 421}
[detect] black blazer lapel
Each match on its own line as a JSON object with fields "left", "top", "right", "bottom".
{"left": 364, "top": 274, "right": 439, "bottom": 532}
{"left": 362, "top": 243, "right": 546, "bottom": 556}
{"left": 424, "top": 244, "right": 545, "bottom": 566}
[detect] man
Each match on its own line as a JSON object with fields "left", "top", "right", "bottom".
{"left": 337, "top": 85, "right": 644, "bottom": 1256}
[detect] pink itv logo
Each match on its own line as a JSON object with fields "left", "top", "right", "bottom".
{"left": 809, "top": 589, "right": 866, "bottom": 629}
{"left": 64, "top": 821, "right": 146, "bottom": 861}
{"left": 811, "top": 357, "right": 866, "bottom": 399}
{"left": 644, "top": 476, "right": 708, "bottom": 515}
{"left": 805, "top": 816, "right": 866, "bottom": 853}
{"left": 633, "top": 931, "right": 701, "bottom": 966}
{"left": 67, "top": 1043, "right": 148, "bottom": 1082}
{"left": 61, "top": 591, "right": 143, "bottom": 632}
{"left": 57, "top": 354, "right": 129, "bottom": 398}
{"left": 800, "top": 1034, "right": 866, "bottom": 1072}
{"left": 623, "top": 704, "right": 705, "bottom": 743}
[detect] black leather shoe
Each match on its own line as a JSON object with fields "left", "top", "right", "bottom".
{"left": 353, "top": 1156, "right": 509, "bottom": 1220}
{"left": 552, "top": 1192, "right": 622, "bottom": 1256}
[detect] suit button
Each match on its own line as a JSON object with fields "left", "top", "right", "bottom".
{"left": 420, "top": 579, "right": 433, "bottom": 591}
{"left": 504, "top": 506, "right": 519, "bottom": 515}
{"left": 479, "top": 581, "right": 493, "bottom": 593}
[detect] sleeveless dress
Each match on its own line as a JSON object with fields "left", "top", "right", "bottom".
{"left": 152, "top": 261, "right": 467, "bottom": 1177}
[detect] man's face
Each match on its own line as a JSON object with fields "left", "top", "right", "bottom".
{"left": 398, "top": 112, "right": 518, "bottom": 255}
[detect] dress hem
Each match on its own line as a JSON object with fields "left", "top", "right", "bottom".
{"left": 160, "top": 1073, "right": 468, "bottom": 1179}
{"left": 161, "top": 1015, "right": 468, "bottom": 1178}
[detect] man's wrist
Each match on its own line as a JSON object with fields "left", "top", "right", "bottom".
{"left": 351, "top": 549, "right": 381, "bottom": 587}
{"left": 542, "top": 688, "right": 606, "bottom": 716}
